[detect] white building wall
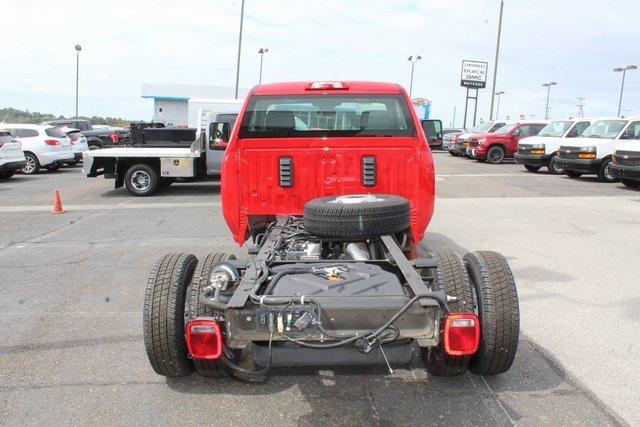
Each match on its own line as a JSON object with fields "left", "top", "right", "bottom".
{"left": 153, "top": 99, "right": 189, "bottom": 126}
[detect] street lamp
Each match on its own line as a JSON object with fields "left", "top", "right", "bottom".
{"left": 614, "top": 65, "right": 637, "bottom": 117}
{"left": 74, "top": 44, "right": 81, "bottom": 118}
{"left": 407, "top": 55, "right": 422, "bottom": 98}
{"left": 234, "top": 0, "right": 245, "bottom": 99}
{"left": 258, "top": 47, "right": 269, "bottom": 84}
{"left": 489, "top": 0, "right": 505, "bottom": 120}
{"left": 494, "top": 91, "right": 505, "bottom": 119}
{"left": 542, "top": 82, "right": 557, "bottom": 120}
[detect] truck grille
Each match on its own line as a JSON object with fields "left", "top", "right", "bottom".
{"left": 558, "top": 146, "right": 581, "bottom": 159}
{"left": 518, "top": 144, "right": 533, "bottom": 155}
{"left": 614, "top": 151, "right": 640, "bottom": 166}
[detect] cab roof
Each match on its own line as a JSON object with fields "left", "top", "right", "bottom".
{"left": 251, "top": 81, "right": 405, "bottom": 96}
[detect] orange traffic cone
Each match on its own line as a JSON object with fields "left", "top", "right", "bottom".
{"left": 52, "top": 189, "right": 65, "bottom": 214}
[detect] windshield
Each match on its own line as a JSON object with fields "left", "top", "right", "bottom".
{"left": 581, "top": 120, "right": 627, "bottom": 139}
{"left": 538, "top": 121, "right": 573, "bottom": 137}
{"left": 494, "top": 123, "right": 517, "bottom": 134}
{"left": 469, "top": 122, "right": 495, "bottom": 133}
{"left": 238, "top": 95, "right": 414, "bottom": 138}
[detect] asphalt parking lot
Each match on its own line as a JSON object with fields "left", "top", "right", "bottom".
{"left": 1, "top": 152, "right": 637, "bottom": 425}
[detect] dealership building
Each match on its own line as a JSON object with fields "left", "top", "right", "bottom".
{"left": 141, "top": 83, "right": 248, "bottom": 126}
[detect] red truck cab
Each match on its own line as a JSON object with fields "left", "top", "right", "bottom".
{"left": 220, "top": 81, "right": 437, "bottom": 246}
{"left": 467, "top": 121, "right": 547, "bottom": 164}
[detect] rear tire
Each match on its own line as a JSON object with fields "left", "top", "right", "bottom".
{"left": 566, "top": 170, "right": 582, "bottom": 178}
{"left": 143, "top": 253, "right": 198, "bottom": 377}
{"left": 22, "top": 152, "right": 40, "bottom": 175}
{"left": 464, "top": 251, "right": 519, "bottom": 376}
{"left": 45, "top": 162, "right": 61, "bottom": 172}
{"left": 125, "top": 163, "right": 160, "bottom": 196}
{"left": 424, "top": 252, "right": 474, "bottom": 377}
{"left": 524, "top": 164, "right": 541, "bottom": 172}
{"left": 188, "top": 252, "right": 237, "bottom": 378}
{"left": 622, "top": 179, "right": 640, "bottom": 188}
{"left": 303, "top": 194, "right": 410, "bottom": 239}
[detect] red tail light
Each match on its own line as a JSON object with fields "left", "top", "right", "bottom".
{"left": 44, "top": 139, "right": 60, "bottom": 146}
{"left": 185, "top": 319, "right": 223, "bottom": 360}
{"left": 109, "top": 133, "right": 119, "bottom": 143}
{"left": 443, "top": 313, "right": 480, "bottom": 356}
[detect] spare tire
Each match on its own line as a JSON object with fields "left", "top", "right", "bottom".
{"left": 303, "top": 194, "right": 410, "bottom": 239}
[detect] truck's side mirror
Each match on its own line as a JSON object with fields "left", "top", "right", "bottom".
{"left": 209, "top": 122, "right": 230, "bottom": 150}
{"left": 512, "top": 128, "right": 520, "bottom": 137}
{"left": 421, "top": 119, "right": 443, "bottom": 143}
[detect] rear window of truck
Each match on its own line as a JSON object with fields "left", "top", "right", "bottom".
{"left": 238, "top": 95, "right": 415, "bottom": 138}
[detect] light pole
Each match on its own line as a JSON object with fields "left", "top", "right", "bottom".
{"left": 74, "top": 44, "right": 81, "bottom": 118}
{"left": 543, "top": 82, "right": 557, "bottom": 120}
{"left": 494, "top": 91, "right": 505, "bottom": 119}
{"left": 234, "top": 0, "right": 245, "bottom": 99}
{"left": 258, "top": 47, "right": 269, "bottom": 84}
{"left": 489, "top": 0, "right": 505, "bottom": 120}
{"left": 407, "top": 55, "right": 422, "bottom": 98}
{"left": 614, "top": 65, "right": 637, "bottom": 117}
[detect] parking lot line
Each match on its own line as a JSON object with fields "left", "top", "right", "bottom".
{"left": 0, "top": 202, "right": 219, "bottom": 212}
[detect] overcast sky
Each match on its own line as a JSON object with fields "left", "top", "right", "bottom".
{"left": 2, "top": 0, "right": 639, "bottom": 125}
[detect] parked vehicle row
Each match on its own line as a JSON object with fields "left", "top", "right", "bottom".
{"left": 0, "top": 124, "right": 91, "bottom": 176}
{"left": 447, "top": 116, "right": 640, "bottom": 190}
{"left": 44, "top": 119, "right": 131, "bottom": 150}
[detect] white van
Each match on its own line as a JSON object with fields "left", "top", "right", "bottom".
{"left": 515, "top": 119, "right": 592, "bottom": 174}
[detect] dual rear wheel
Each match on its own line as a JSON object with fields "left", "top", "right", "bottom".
{"left": 425, "top": 250, "right": 519, "bottom": 376}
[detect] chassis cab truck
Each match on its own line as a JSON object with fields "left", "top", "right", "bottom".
{"left": 515, "top": 119, "right": 592, "bottom": 174}
{"left": 556, "top": 118, "right": 640, "bottom": 182}
{"left": 142, "top": 81, "right": 520, "bottom": 381}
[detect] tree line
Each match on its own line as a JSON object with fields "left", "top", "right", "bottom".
{"left": 0, "top": 107, "right": 131, "bottom": 127}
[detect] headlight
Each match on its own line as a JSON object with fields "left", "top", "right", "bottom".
{"left": 477, "top": 138, "right": 487, "bottom": 145}
{"left": 531, "top": 144, "right": 545, "bottom": 150}
{"left": 580, "top": 146, "right": 596, "bottom": 153}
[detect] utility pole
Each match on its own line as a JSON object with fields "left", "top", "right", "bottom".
{"left": 452, "top": 105, "right": 456, "bottom": 127}
{"left": 614, "top": 65, "right": 637, "bottom": 117}
{"left": 74, "top": 44, "right": 82, "bottom": 117}
{"left": 407, "top": 55, "right": 422, "bottom": 98}
{"left": 234, "top": 0, "right": 245, "bottom": 99}
{"left": 576, "top": 97, "right": 585, "bottom": 118}
{"left": 543, "top": 81, "right": 557, "bottom": 120}
{"left": 489, "top": 0, "right": 504, "bottom": 120}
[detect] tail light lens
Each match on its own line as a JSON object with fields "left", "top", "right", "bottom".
{"left": 443, "top": 313, "right": 480, "bottom": 356}
{"left": 44, "top": 139, "right": 60, "bottom": 146}
{"left": 185, "top": 319, "right": 223, "bottom": 360}
{"left": 109, "top": 133, "right": 119, "bottom": 143}
{"left": 305, "top": 81, "right": 349, "bottom": 90}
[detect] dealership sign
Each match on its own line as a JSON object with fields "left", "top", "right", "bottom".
{"left": 460, "top": 60, "right": 488, "bottom": 89}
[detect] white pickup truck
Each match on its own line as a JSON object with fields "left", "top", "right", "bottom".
{"left": 515, "top": 119, "right": 592, "bottom": 174}
{"left": 555, "top": 118, "right": 640, "bottom": 182}
{"left": 83, "top": 110, "right": 233, "bottom": 196}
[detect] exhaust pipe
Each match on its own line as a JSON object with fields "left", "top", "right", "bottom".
{"left": 345, "top": 243, "right": 370, "bottom": 261}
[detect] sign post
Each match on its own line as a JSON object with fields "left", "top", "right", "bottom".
{"left": 460, "top": 60, "right": 488, "bottom": 128}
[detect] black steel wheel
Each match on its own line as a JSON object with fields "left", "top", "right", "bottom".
{"left": 143, "top": 253, "right": 198, "bottom": 377}
{"left": 486, "top": 146, "right": 506, "bottom": 164}
{"left": 547, "top": 155, "right": 564, "bottom": 175}
{"left": 424, "top": 251, "right": 475, "bottom": 377}
{"left": 464, "top": 251, "right": 519, "bottom": 376}
{"left": 188, "top": 252, "right": 237, "bottom": 378}
{"left": 597, "top": 159, "right": 617, "bottom": 183}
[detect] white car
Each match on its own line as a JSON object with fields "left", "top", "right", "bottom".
{"left": 0, "top": 130, "right": 27, "bottom": 179}
{"left": 555, "top": 118, "right": 640, "bottom": 182}
{"left": 0, "top": 124, "right": 74, "bottom": 174}
{"left": 515, "top": 119, "right": 592, "bottom": 174}
{"left": 60, "top": 127, "right": 89, "bottom": 165}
